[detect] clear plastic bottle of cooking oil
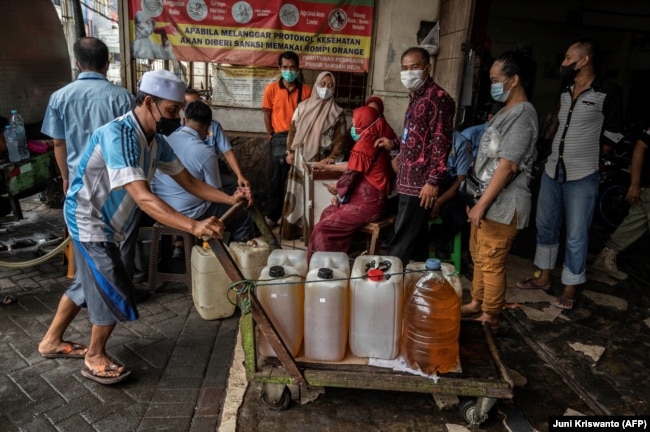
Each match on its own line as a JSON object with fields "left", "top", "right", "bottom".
{"left": 401, "top": 258, "right": 460, "bottom": 374}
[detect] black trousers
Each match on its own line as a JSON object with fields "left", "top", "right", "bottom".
{"left": 388, "top": 194, "right": 431, "bottom": 266}
{"left": 267, "top": 132, "right": 289, "bottom": 222}
{"left": 436, "top": 195, "right": 468, "bottom": 247}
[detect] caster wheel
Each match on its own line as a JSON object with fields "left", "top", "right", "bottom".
{"left": 260, "top": 383, "right": 291, "bottom": 410}
{"left": 459, "top": 398, "right": 480, "bottom": 426}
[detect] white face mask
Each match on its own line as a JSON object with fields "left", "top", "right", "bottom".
{"left": 317, "top": 86, "right": 334, "bottom": 100}
{"left": 400, "top": 69, "right": 427, "bottom": 91}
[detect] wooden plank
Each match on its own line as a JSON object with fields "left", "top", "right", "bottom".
{"left": 240, "top": 313, "right": 257, "bottom": 381}
{"left": 248, "top": 294, "right": 306, "bottom": 386}
{"left": 249, "top": 205, "right": 280, "bottom": 250}
{"left": 209, "top": 236, "right": 306, "bottom": 386}
{"left": 252, "top": 367, "right": 513, "bottom": 398}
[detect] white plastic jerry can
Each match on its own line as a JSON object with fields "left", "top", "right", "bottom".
{"left": 304, "top": 267, "right": 349, "bottom": 362}
{"left": 267, "top": 249, "right": 308, "bottom": 277}
{"left": 191, "top": 243, "right": 236, "bottom": 320}
{"left": 349, "top": 255, "right": 403, "bottom": 359}
{"left": 228, "top": 237, "right": 271, "bottom": 280}
{"left": 309, "top": 251, "right": 350, "bottom": 276}
{"left": 256, "top": 264, "right": 305, "bottom": 358}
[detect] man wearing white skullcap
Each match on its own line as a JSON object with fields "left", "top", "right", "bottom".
{"left": 45, "top": 70, "right": 247, "bottom": 385}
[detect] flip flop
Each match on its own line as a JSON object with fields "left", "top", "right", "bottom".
{"left": 81, "top": 363, "right": 131, "bottom": 385}
{"left": 41, "top": 342, "right": 88, "bottom": 359}
{"left": 554, "top": 296, "right": 576, "bottom": 310}
{"left": 2, "top": 295, "right": 17, "bottom": 305}
{"left": 516, "top": 277, "right": 551, "bottom": 291}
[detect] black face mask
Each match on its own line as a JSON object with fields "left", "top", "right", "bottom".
{"left": 156, "top": 117, "right": 181, "bottom": 136}
{"left": 152, "top": 103, "right": 181, "bottom": 136}
{"left": 559, "top": 61, "right": 579, "bottom": 79}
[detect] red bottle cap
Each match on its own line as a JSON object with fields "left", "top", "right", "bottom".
{"left": 367, "top": 268, "right": 384, "bottom": 281}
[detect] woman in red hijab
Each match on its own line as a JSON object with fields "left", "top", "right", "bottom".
{"left": 309, "top": 105, "right": 394, "bottom": 258}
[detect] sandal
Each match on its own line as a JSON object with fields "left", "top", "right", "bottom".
{"left": 2, "top": 295, "right": 17, "bottom": 305}
{"left": 554, "top": 296, "right": 576, "bottom": 310}
{"left": 41, "top": 342, "right": 88, "bottom": 359}
{"left": 516, "top": 277, "right": 551, "bottom": 291}
{"left": 81, "top": 363, "right": 131, "bottom": 385}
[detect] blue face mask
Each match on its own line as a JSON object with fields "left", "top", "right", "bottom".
{"left": 490, "top": 81, "right": 510, "bottom": 102}
{"left": 350, "top": 126, "right": 361, "bottom": 142}
{"left": 281, "top": 70, "right": 298, "bottom": 83}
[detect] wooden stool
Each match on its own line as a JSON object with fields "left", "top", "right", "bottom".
{"left": 148, "top": 223, "right": 195, "bottom": 292}
{"left": 428, "top": 217, "right": 462, "bottom": 272}
{"left": 359, "top": 215, "right": 396, "bottom": 255}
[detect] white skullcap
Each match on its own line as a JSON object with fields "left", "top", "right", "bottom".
{"left": 139, "top": 70, "right": 185, "bottom": 103}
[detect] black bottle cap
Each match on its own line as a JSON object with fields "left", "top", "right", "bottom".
{"left": 269, "top": 265, "right": 285, "bottom": 277}
{"left": 317, "top": 268, "right": 333, "bottom": 279}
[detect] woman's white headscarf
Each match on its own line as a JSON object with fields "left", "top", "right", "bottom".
{"left": 291, "top": 71, "right": 343, "bottom": 161}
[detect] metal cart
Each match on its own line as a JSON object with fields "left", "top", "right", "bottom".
{"left": 208, "top": 225, "right": 513, "bottom": 426}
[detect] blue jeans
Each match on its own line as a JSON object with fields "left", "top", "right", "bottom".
{"left": 534, "top": 171, "right": 598, "bottom": 285}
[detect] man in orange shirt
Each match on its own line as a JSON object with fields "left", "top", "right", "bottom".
{"left": 262, "top": 51, "right": 312, "bottom": 227}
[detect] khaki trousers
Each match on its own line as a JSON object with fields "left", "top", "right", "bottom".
{"left": 469, "top": 214, "right": 519, "bottom": 316}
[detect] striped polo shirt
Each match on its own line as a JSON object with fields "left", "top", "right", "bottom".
{"left": 545, "top": 77, "right": 624, "bottom": 182}
{"left": 64, "top": 111, "right": 184, "bottom": 243}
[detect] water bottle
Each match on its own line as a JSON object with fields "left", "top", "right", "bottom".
{"left": 10, "top": 110, "right": 29, "bottom": 160}
{"left": 401, "top": 258, "right": 461, "bottom": 374}
{"left": 3, "top": 125, "right": 21, "bottom": 162}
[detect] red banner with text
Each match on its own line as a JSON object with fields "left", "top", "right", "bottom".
{"left": 128, "top": 0, "right": 374, "bottom": 72}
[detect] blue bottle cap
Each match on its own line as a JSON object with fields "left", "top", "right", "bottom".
{"left": 425, "top": 258, "right": 441, "bottom": 270}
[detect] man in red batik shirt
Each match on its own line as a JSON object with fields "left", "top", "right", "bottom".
{"left": 377, "top": 47, "right": 455, "bottom": 265}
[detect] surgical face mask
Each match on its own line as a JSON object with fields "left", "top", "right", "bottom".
{"left": 490, "top": 81, "right": 510, "bottom": 102}
{"left": 153, "top": 103, "right": 181, "bottom": 136}
{"left": 317, "top": 86, "right": 334, "bottom": 100}
{"left": 400, "top": 68, "right": 427, "bottom": 91}
{"left": 559, "top": 61, "right": 579, "bottom": 79}
{"left": 350, "top": 118, "right": 378, "bottom": 142}
{"left": 281, "top": 70, "right": 298, "bottom": 83}
{"left": 350, "top": 126, "right": 361, "bottom": 142}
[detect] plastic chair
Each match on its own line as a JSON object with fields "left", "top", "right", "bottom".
{"left": 428, "top": 217, "right": 462, "bottom": 272}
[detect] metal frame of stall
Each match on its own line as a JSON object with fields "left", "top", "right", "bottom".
{"left": 209, "top": 205, "right": 514, "bottom": 426}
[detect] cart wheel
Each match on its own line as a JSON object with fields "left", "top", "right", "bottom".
{"left": 459, "top": 399, "right": 482, "bottom": 426}
{"left": 260, "top": 383, "right": 291, "bottom": 410}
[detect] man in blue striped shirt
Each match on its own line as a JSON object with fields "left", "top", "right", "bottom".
{"left": 48, "top": 70, "right": 244, "bottom": 384}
